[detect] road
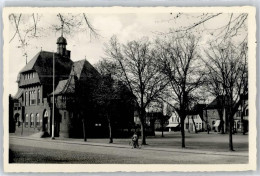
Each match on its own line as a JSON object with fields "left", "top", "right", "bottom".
{"left": 9, "top": 137, "right": 248, "bottom": 164}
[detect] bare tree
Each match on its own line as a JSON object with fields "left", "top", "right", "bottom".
{"left": 204, "top": 73, "right": 226, "bottom": 134}
{"left": 94, "top": 75, "right": 115, "bottom": 143}
{"left": 9, "top": 13, "right": 99, "bottom": 64}
{"left": 204, "top": 41, "right": 248, "bottom": 151}
{"left": 156, "top": 13, "right": 248, "bottom": 44}
{"left": 156, "top": 33, "right": 205, "bottom": 148}
{"left": 104, "top": 36, "right": 168, "bottom": 145}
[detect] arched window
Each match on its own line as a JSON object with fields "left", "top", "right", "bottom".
{"left": 30, "top": 114, "right": 34, "bottom": 127}
{"left": 36, "top": 113, "right": 40, "bottom": 126}
{"left": 25, "top": 114, "right": 29, "bottom": 127}
{"left": 44, "top": 111, "right": 48, "bottom": 117}
{"left": 37, "top": 89, "right": 40, "bottom": 104}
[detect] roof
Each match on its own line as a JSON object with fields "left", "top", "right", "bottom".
{"left": 13, "top": 88, "right": 23, "bottom": 99}
{"left": 19, "top": 51, "right": 73, "bottom": 86}
{"left": 57, "top": 36, "right": 67, "bottom": 45}
{"left": 166, "top": 123, "right": 179, "bottom": 127}
{"left": 50, "top": 79, "right": 68, "bottom": 95}
{"left": 20, "top": 52, "right": 40, "bottom": 73}
{"left": 71, "top": 60, "right": 85, "bottom": 79}
{"left": 206, "top": 95, "right": 229, "bottom": 109}
{"left": 50, "top": 74, "right": 77, "bottom": 96}
{"left": 187, "top": 104, "right": 206, "bottom": 115}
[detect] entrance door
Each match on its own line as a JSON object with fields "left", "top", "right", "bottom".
{"left": 43, "top": 110, "right": 48, "bottom": 132}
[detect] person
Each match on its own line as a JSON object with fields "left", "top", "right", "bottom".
{"left": 131, "top": 132, "right": 139, "bottom": 148}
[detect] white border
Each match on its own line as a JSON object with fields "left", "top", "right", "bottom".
{"left": 3, "top": 6, "right": 257, "bottom": 172}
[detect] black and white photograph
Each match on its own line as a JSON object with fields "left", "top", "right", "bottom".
{"left": 3, "top": 7, "right": 256, "bottom": 172}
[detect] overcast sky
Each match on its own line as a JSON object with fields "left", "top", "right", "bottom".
{"left": 8, "top": 13, "right": 247, "bottom": 96}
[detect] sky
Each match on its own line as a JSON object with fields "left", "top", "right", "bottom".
{"left": 8, "top": 12, "right": 247, "bottom": 96}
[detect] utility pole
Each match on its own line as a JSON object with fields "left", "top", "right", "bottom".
{"left": 52, "top": 52, "right": 55, "bottom": 140}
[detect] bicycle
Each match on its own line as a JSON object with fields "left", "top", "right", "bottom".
{"left": 129, "top": 140, "right": 142, "bottom": 149}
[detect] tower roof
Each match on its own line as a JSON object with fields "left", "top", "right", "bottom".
{"left": 56, "top": 36, "right": 67, "bottom": 45}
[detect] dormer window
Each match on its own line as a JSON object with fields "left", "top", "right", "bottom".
{"left": 24, "top": 72, "right": 36, "bottom": 80}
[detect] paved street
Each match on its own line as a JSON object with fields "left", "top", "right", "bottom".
{"left": 9, "top": 132, "right": 248, "bottom": 164}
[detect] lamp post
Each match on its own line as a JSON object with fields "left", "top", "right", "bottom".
{"left": 52, "top": 52, "right": 55, "bottom": 140}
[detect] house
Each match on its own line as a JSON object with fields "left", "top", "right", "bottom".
{"left": 203, "top": 96, "right": 227, "bottom": 132}
{"left": 233, "top": 94, "right": 248, "bottom": 133}
{"left": 166, "top": 110, "right": 180, "bottom": 132}
{"left": 184, "top": 104, "right": 206, "bottom": 133}
{"left": 11, "top": 34, "right": 135, "bottom": 138}
{"left": 203, "top": 95, "right": 248, "bottom": 133}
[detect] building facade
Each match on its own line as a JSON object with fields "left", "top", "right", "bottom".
{"left": 12, "top": 35, "right": 134, "bottom": 138}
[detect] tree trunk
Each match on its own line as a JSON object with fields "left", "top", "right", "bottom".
{"left": 229, "top": 116, "right": 234, "bottom": 151}
{"left": 108, "top": 119, "right": 113, "bottom": 143}
{"left": 140, "top": 120, "right": 146, "bottom": 145}
{"left": 241, "top": 108, "right": 245, "bottom": 135}
{"left": 220, "top": 119, "right": 225, "bottom": 134}
{"left": 150, "top": 119, "right": 155, "bottom": 136}
{"left": 82, "top": 118, "right": 87, "bottom": 142}
{"left": 188, "top": 117, "right": 190, "bottom": 133}
{"left": 180, "top": 117, "right": 185, "bottom": 148}
{"left": 161, "top": 122, "right": 164, "bottom": 137}
{"left": 139, "top": 109, "right": 147, "bottom": 145}
{"left": 21, "top": 121, "right": 23, "bottom": 136}
{"left": 218, "top": 111, "right": 225, "bottom": 134}
{"left": 191, "top": 116, "right": 197, "bottom": 133}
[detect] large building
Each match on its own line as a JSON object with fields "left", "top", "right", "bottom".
{"left": 11, "top": 35, "right": 135, "bottom": 138}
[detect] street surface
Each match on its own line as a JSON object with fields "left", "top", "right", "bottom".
{"left": 9, "top": 132, "right": 248, "bottom": 164}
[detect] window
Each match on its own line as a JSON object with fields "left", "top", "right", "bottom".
{"left": 25, "top": 92, "right": 27, "bottom": 106}
{"left": 245, "top": 109, "right": 249, "bottom": 116}
{"left": 36, "top": 113, "right": 40, "bottom": 126}
{"left": 62, "top": 96, "right": 67, "bottom": 102}
{"left": 28, "top": 91, "right": 31, "bottom": 105}
{"left": 237, "top": 121, "right": 241, "bottom": 129}
{"left": 30, "top": 114, "right": 34, "bottom": 127}
{"left": 25, "top": 114, "right": 29, "bottom": 127}
{"left": 30, "top": 90, "right": 36, "bottom": 105}
{"left": 186, "top": 123, "right": 189, "bottom": 129}
{"left": 44, "top": 111, "right": 48, "bottom": 117}
{"left": 37, "top": 89, "right": 40, "bottom": 104}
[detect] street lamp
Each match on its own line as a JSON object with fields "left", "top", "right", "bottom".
{"left": 52, "top": 52, "right": 55, "bottom": 140}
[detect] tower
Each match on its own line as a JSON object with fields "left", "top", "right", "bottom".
{"left": 56, "top": 35, "right": 67, "bottom": 56}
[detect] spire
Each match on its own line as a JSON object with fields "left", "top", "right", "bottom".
{"left": 61, "top": 23, "right": 64, "bottom": 37}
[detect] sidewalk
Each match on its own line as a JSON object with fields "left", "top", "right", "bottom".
{"left": 9, "top": 134, "right": 248, "bottom": 157}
